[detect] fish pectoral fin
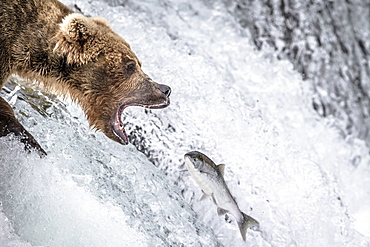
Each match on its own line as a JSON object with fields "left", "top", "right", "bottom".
{"left": 217, "top": 207, "right": 228, "bottom": 216}
{"left": 179, "top": 169, "right": 191, "bottom": 175}
{"left": 217, "top": 164, "right": 226, "bottom": 176}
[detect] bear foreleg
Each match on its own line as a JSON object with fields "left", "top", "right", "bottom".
{"left": 0, "top": 97, "right": 46, "bottom": 157}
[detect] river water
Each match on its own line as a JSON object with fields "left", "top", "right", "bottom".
{"left": 1, "top": 0, "right": 370, "bottom": 246}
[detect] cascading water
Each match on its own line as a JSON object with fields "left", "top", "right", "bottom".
{"left": 1, "top": 0, "right": 370, "bottom": 246}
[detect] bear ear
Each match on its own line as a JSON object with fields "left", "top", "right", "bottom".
{"left": 60, "top": 13, "right": 96, "bottom": 42}
{"left": 54, "top": 13, "right": 103, "bottom": 65}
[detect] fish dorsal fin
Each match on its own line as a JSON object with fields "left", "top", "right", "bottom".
{"left": 217, "top": 164, "right": 225, "bottom": 176}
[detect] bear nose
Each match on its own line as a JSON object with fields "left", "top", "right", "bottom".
{"left": 159, "top": 84, "right": 171, "bottom": 97}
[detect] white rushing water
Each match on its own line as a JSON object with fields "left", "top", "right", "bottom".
{"left": 1, "top": 0, "right": 370, "bottom": 246}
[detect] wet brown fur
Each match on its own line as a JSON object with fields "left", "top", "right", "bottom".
{"left": 0, "top": 0, "right": 170, "bottom": 154}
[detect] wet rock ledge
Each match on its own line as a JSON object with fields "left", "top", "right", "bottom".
{"left": 222, "top": 0, "right": 370, "bottom": 142}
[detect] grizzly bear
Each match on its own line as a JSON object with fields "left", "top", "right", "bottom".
{"left": 0, "top": 0, "right": 171, "bottom": 156}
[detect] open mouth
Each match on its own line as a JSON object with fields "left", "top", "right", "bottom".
{"left": 112, "top": 100, "right": 170, "bottom": 145}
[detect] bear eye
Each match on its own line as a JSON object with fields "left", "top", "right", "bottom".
{"left": 124, "top": 62, "right": 136, "bottom": 72}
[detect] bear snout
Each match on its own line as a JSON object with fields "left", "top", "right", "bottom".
{"left": 158, "top": 84, "right": 171, "bottom": 98}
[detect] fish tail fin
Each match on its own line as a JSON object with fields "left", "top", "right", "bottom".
{"left": 237, "top": 212, "right": 259, "bottom": 241}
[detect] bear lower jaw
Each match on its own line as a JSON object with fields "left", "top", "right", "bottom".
{"left": 112, "top": 100, "right": 170, "bottom": 145}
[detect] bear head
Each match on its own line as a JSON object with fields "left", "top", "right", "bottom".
{"left": 53, "top": 13, "right": 171, "bottom": 145}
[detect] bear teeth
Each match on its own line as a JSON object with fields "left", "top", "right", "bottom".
{"left": 112, "top": 104, "right": 129, "bottom": 145}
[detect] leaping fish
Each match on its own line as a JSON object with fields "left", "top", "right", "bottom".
{"left": 184, "top": 151, "right": 259, "bottom": 241}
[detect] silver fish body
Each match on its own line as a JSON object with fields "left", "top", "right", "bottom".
{"left": 184, "top": 151, "right": 259, "bottom": 241}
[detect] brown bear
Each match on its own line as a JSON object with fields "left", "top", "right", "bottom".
{"left": 0, "top": 0, "right": 171, "bottom": 156}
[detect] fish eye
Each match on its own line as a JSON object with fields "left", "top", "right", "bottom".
{"left": 192, "top": 157, "right": 203, "bottom": 168}
{"left": 193, "top": 157, "right": 202, "bottom": 163}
